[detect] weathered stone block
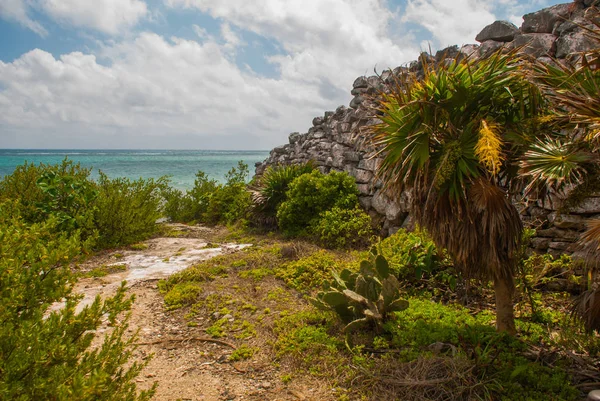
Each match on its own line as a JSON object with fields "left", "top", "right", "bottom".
{"left": 521, "top": 4, "right": 571, "bottom": 34}
{"left": 536, "top": 227, "right": 581, "bottom": 241}
{"left": 479, "top": 40, "right": 505, "bottom": 57}
{"left": 476, "top": 21, "right": 519, "bottom": 42}
{"left": 567, "top": 197, "right": 600, "bottom": 214}
{"left": 531, "top": 237, "right": 551, "bottom": 250}
{"left": 356, "top": 184, "right": 372, "bottom": 196}
{"left": 556, "top": 30, "right": 599, "bottom": 58}
{"left": 353, "top": 169, "right": 373, "bottom": 184}
{"left": 548, "top": 241, "right": 573, "bottom": 251}
{"left": 513, "top": 33, "right": 557, "bottom": 57}
{"left": 353, "top": 76, "right": 368, "bottom": 89}
{"left": 358, "top": 157, "right": 381, "bottom": 171}
{"left": 349, "top": 96, "right": 365, "bottom": 109}
{"left": 343, "top": 151, "right": 361, "bottom": 162}
{"left": 358, "top": 196, "right": 372, "bottom": 210}
{"left": 548, "top": 212, "right": 586, "bottom": 229}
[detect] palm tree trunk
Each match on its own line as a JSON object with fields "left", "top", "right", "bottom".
{"left": 494, "top": 275, "right": 516, "bottom": 335}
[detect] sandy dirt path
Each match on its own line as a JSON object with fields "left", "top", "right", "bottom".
{"left": 72, "top": 225, "right": 333, "bottom": 401}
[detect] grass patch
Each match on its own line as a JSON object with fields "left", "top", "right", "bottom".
{"left": 77, "top": 264, "right": 127, "bottom": 278}
{"left": 162, "top": 282, "right": 203, "bottom": 310}
{"left": 229, "top": 344, "right": 257, "bottom": 361}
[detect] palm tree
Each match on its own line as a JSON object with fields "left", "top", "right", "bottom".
{"left": 369, "top": 51, "right": 547, "bottom": 334}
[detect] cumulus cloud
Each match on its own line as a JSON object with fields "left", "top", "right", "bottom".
{"left": 166, "top": 0, "right": 418, "bottom": 90}
{"left": 402, "top": 0, "right": 496, "bottom": 48}
{"left": 0, "top": 0, "right": 423, "bottom": 149}
{"left": 1, "top": 0, "right": 563, "bottom": 150}
{"left": 39, "top": 0, "right": 148, "bottom": 35}
{"left": 0, "top": 34, "right": 334, "bottom": 149}
{"left": 0, "top": 0, "right": 47, "bottom": 36}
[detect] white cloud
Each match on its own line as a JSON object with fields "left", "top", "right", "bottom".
{"left": 0, "top": 0, "right": 422, "bottom": 149}
{"left": 192, "top": 24, "right": 208, "bottom": 39}
{"left": 39, "top": 0, "right": 147, "bottom": 35}
{"left": 220, "top": 23, "right": 243, "bottom": 50}
{"left": 0, "top": 34, "right": 334, "bottom": 149}
{"left": 0, "top": 0, "right": 47, "bottom": 36}
{"left": 166, "top": 0, "right": 418, "bottom": 90}
{"left": 403, "top": 0, "right": 496, "bottom": 48}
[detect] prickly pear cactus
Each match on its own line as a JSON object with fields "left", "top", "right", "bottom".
{"left": 311, "top": 250, "right": 409, "bottom": 333}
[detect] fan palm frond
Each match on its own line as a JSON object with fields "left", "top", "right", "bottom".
{"left": 520, "top": 136, "right": 592, "bottom": 196}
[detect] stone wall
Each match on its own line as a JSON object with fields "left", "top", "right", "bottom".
{"left": 254, "top": 1, "right": 600, "bottom": 256}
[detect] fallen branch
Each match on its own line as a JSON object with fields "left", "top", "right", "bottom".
{"left": 135, "top": 337, "right": 236, "bottom": 349}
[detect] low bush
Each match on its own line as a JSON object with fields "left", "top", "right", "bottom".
{"left": 277, "top": 170, "right": 359, "bottom": 236}
{"left": 310, "top": 206, "right": 372, "bottom": 249}
{"left": 378, "top": 228, "right": 451, "bottom": 280}
{"left": 207, "top": 162, "right": 252, "bottom": 225}
{"left": 94, "top": 172, "right": 168, "bottom": 249}
{"left": 252, "top": 161, "right": 316, "bottom": 227}
{"left": 0, "top": 159, "right": 98, "bottom": 246}
{"left": 163, "top": 162, "right": 252, "bottom": 226}
{"left": 0, "top": 202, "right": 154, "bottom": 400}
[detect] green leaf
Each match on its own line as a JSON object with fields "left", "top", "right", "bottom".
{"left": 342, "top": 289, "right": 369, "bottom": 305}
{"left": 388, "top": 299, "right": 409, "bottom": 312}
{"left": 360, "top": 260, "right": 375, "bottom": 276}
{"left": 321, "top": 291, "right": 347, "bottom": 307}
{"left": 375, "top": 255, "right": 390, "bottom": 278}
{"left": 309, "top": 297, "right": 331, "bottom": 311}
{"left": 343, "top": 318, "right": 369, "bottom": 333}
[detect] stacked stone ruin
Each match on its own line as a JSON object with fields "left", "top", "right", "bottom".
{"left": 254, "top": 1, "right": 600, "bottom": 258}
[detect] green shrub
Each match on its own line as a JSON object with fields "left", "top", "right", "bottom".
{"left": 253, "top": 162, "right": 316, "bottom": 227}
{"left": 310, "top": 206, "right": 372, "bottom": 249}
{"left": 0, "top": 159, "right": 98, "bottom": 247}
{"left": 163, "top": 162, "right": 252, "bottom": 226}
{"left": 277, "top": 170, "right": 359, "bottom": 235}
{"left": 0, "top": 160, "right": 167, "bottom": 251}
{"left": 94, "top": 172, "right": 168, "bottom": 249}
{"left": 206, "top": 162, "right": 252, "bottom": 225}
{"left": 229, "top": 344, "right": 257, "bottom": 361}
{"left": 378, "top": 228, "right": 451, "bottom": 280}
{"left": 0, "top": 202, "right": 154, "bottom": 400}
{"left": 163, "top": 171, "right": 218, "bottom": 223}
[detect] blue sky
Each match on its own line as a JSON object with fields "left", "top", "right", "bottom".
{"left": 0, "top": 0, "right": 567, "bottom": 149}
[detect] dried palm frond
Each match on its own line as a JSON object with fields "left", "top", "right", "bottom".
{"left": 579, "top": 219, "right": 600, "bottom": 265}
{"left": 572, "top": 288, "right": 600, "bottom": 332}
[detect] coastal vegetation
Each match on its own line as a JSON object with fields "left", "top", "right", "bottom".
{"left": 3, "top": 18, "right": 600, "bottom": 401}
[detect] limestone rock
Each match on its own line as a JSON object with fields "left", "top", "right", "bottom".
{"left": 513, "top": 33, "right": 557, "bottom": 57}
{"left": 556, "top": 30, "right": 599, "bottom": 58}
{"left": 479, "top": 40, "right": 505, "bottom": 58}
{"left": 349, "top": 96, "right": 364, "bottom": 109}
{"left": 353, "top": 76, "right": 368, "bottom": 89}
{"left": 521, "top": 4, "right": 572, "bottom": 34}
{"left": 288, "top": 132, "right": 301, "bottom": 144}
{"left": 567, "top": 197, "right": 600, "bottom": 214}
{"left": 476, "top": 21, "right": 519, "bottom": 42}
{"left": 548, "top": 212, "right": 586, "bottom": 229}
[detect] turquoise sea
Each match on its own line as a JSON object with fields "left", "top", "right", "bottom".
{"left": 0, "top": 149, "right": 270, "bottom": 190}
